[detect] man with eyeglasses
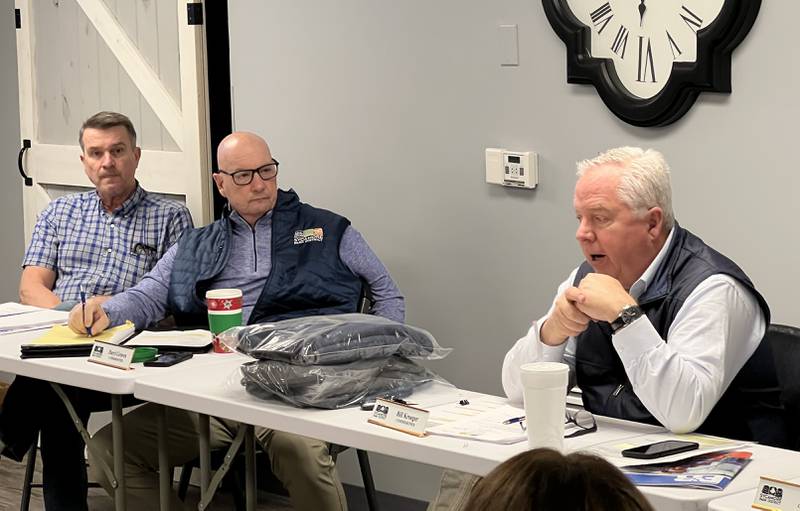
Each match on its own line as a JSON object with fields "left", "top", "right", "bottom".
{"left": 71, "top": 131, "right": 404, "bottom": 510}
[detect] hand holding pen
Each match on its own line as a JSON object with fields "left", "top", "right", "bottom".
{"left": 68, "top": 296, "right": 110, "bottom": 335}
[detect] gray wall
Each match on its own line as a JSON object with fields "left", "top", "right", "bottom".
{"left": 228, "top": 0, "right": 799, "bottom": 501}
{"left": 1, "top": 0, "right": 24, "bottom": 301}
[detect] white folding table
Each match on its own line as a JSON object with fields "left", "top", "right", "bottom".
{"left": 0, "top": 327, "right": 226, "bottom": 511}
{"left": 133, "top": 355, "right": 800, "bottom": 511}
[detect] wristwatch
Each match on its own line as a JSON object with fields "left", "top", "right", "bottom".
{"left": 610, "top": 304, "right": 643, "bottom": 333}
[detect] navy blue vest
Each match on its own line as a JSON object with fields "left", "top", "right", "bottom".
{"left": 573, "top": 225, "right": 786, "bottom": 445}
{"left": 167, "top": 189, "right": 362, "bottom": 327}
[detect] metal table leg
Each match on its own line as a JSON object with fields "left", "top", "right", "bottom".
{"left": 245, "top": 425, "right": 256, "bottom": 511}
{"left": 198, "top": 413, "right": 210, "bottom": 506}
{"left": 157, "top": 405, "right": 170, "bottom": 511}
{"left": 197, "top": 424, "right": 247, "bottom": 511}
{"left": 49, "top": 383, "right": 124, "bottom": 510}
{"left": 111, "top": 395, "right": 127, "bottom": 511}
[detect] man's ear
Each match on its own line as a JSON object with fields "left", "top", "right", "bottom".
{"left": 212, "top": 173, "right": 227, "bottom": 198}
{"left": 647, "top": 207, "right": 664, "bottom": 238}
{"left": 133, "top": 146, "right": 141, "bottom": 164}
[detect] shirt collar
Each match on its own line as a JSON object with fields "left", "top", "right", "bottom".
{"left": 229, "top": 209, "right": 273, "bottom": 230}
{"left": 628, "top": 227, "right": 675, "bottom": 300}
{"left": 95, "top": 182, "right": 145, "bottom": 217}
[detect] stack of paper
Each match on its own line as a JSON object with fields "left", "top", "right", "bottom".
{"left": 0, "top": 303, "right": 68, "bottom": 335}
{"left": 20, "top": 322, "right": 135, "bottom": 358}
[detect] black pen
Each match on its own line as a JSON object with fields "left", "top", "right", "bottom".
{"left": 503, "top": 416, "right": 525, "bottom": 425}
{"left": 80, "top": 284, "right": 92, "bottom": 337}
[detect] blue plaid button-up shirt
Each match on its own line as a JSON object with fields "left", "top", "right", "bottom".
{"left": 22, "top": 184, "right": 193, "bottom": 302}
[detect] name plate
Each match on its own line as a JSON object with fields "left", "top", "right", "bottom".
{"left": 752, "top": 476, "right": 800, "bottom": 510}
{"left": 88, "top": 341, "right": 135, "bottom": 370}
{"left": 368, "top": 398, "right": 429, "bottom": 437}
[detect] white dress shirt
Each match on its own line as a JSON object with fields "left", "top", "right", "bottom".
{"left": 501, "top": 229, "right": 766, "bottom": 433}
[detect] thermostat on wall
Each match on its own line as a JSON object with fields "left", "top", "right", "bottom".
{"left": 485, "top": 148, "right": 537, "bottom": 189}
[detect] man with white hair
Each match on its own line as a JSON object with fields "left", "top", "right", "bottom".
{"left": 502, "top": 146, "right": 782, "bottom": 440}
{"left": 428, "top": 146, "right": 785, "bottom": 511}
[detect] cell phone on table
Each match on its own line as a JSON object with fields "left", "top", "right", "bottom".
{"left": 144, "top": 352, "right": 193, "bottom": 367}
{"left": 621, "top": 440, "right": 699, "bottom": 459}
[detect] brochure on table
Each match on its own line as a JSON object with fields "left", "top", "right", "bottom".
{"left": 621, "top": 449, "right": 752, "bottom": 490}
{"left": 586, "top": 433, "right": 752, "bottom": 490}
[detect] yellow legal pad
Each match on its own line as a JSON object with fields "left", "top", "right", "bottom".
{"left": 30, "top": 321, "right": 136, "bottom": 346}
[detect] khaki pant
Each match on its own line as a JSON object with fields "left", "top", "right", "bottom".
{"left": 427, "top": 470, "right": 480, "bottom": 511}
{"left": 89, "top": 403, "right": 347, "bottom": 510}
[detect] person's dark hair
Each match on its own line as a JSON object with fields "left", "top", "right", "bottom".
{"left": 464, "top": 448, "right": 654, "bottom": 511}
{"left": 78, "top": 111, "right": 137, "bottom": 151}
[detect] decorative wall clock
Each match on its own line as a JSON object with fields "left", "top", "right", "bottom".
{"left": 542, "top": 0, "right": 761, "bottom": 126}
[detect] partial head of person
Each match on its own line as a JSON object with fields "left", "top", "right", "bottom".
{"left": 574, "top": 146, "right": 674, "bottom": 290}
{"left": 213, "top": 131, "right": 279, "bottom": 226}
{"left": 79, "top": 111, "right": 141, "bottom": 212}
{"left": 464, "top": 448, "right": 654, "bottom": 511}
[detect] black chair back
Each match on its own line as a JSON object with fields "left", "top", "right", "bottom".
{"left": 766, "top": 324, "right": 800, "bottom": 450}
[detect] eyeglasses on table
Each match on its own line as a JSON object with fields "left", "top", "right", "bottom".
{"left": 516, "top": 409, "right": 597, "bottom": 438}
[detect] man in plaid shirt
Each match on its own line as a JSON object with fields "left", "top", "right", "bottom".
{"left": 19, "top": 111, "right": 193, "bottom": 307}
{"left": 0, "top": 111, "right": 192, "bottom": 511}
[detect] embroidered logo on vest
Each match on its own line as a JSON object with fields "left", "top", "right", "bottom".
{"left": 293, "top": 228, "right": 324, "bottom": 244}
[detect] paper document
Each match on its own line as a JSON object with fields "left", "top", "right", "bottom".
{"left": 124, "top": 329, "right": 213, "bottom": 349}
{"left": 28, "top": 321, "right": 136, "bottom": 346}
{"left": 426, "top": 397, "right": 528, "bottom": 444}
{"left": 0, "top": 303, "right": 68, "bottom": 335}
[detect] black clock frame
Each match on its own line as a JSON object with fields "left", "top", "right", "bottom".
{"left": 542, "top": 0, "right": 761, "bottom": 127}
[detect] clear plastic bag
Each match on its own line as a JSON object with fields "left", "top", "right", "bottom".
{"left": 219, "top": 313, "right": 451, "bottom": 365}
{"left": 239, "top": 356, "right": 452, "bottom": 409}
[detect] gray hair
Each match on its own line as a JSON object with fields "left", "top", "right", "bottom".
{"left": 576, "top": 147, "right": 674, "bottom": 231}
{"left": 78, "top": 111, "right": 137, "bottom": 151}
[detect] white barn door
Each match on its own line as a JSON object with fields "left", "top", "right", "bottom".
{"left": 14, "top": 0, "right": 212, "bottom": 243}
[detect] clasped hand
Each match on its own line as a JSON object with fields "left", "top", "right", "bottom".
{"left": 541, "top": 273, "right": 636, "bottom": 345}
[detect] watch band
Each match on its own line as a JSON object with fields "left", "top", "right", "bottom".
{"left": 610, "top": 304, "right": 643, "bottom": 333}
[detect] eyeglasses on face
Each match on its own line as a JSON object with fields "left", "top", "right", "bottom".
{"left": 517, "top": 409, "right": 597, "bottom": 438}
{"left": 217, "top": 159, "right": 279, "bottom": 186}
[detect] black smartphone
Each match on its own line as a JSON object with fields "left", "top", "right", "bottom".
{"left": 621, "top": 440, "right": 699, "bottom": 460}
{"left": 144, "top": 352, "right": 193, "bottom": 367}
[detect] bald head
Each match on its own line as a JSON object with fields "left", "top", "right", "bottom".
{"left": 213, "top": 131, "right": 278, "bottom": 226}
{"left": 217, "top": 132, "right": 272, "bottom": 172}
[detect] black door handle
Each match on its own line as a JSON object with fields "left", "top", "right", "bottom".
{"left": 18, "top": 139, "right": 33, "bottom": 187}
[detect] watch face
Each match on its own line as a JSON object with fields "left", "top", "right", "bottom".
{"left": 542, "top": 0, "right": 761, "bottom": 126}
{"left": 566, "top": 0, "right": 724, "bottom": 99}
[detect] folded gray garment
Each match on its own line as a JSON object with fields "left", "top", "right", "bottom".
{"left": 239, "top": 356, "right": 437, "bottom": 409}
{"left": 232, "top": 313, "right": 441, "bottom": 365}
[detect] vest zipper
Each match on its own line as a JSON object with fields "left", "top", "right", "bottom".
{"left": 612, "top": 384, "right": 624, "bottom": 397}
{"left": 251, "top": 226, "right": 258, "bottom": 272}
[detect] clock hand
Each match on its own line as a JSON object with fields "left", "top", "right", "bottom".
{"left": 638, "top": 0, "right": 646, "bottom": 27}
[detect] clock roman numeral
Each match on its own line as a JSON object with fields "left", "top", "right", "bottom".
{"left": 637, "top": 36, "right": 656, "bottom": 82}
{"left": 590, "top": 2, "right": 614, "bottom": 35}
{"left": 611, "top": 25, "right": 629, "bottom": 59}
{"left": 680, "top": 5, "right": 703, "bottom": 33}
{"left": 666, "top": 30, "right": 682, "bottom": 59}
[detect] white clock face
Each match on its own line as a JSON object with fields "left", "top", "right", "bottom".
{"left": 565, "top": 0, "right": 725, "bottom": 99}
